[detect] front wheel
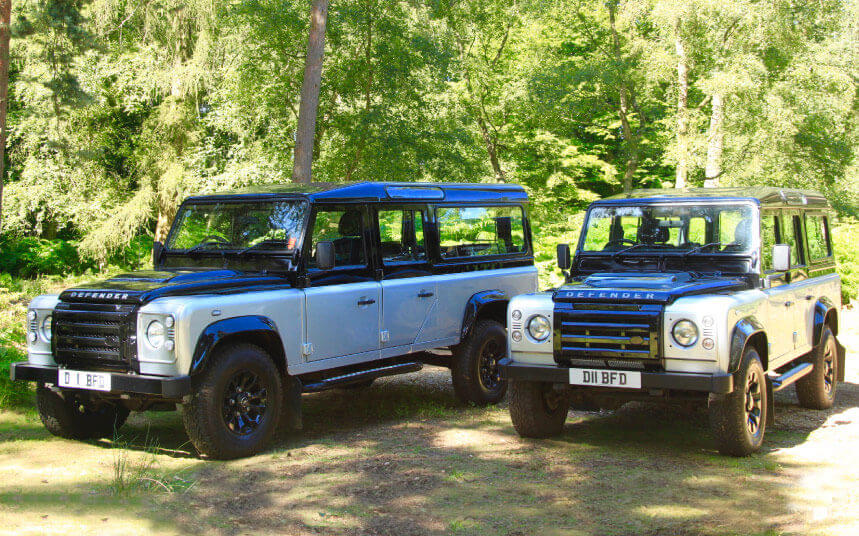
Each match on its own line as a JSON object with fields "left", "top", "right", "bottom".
{"left": 451, "top": 319, "right": 508, "bottom": 405}
{"left": 708, "top": 346, "right": 767, "bottom": 456}
{"left": 182, "top": 343, "right": 283, "bottom": 459}
{"left": 36, "top": 386, "right": 129, "bottom": 440}
{"left": 795, "top": 326, "right": 838, "bottom": 410}
{"left": 509, "top": 380, "right": 570, "bottom": 438}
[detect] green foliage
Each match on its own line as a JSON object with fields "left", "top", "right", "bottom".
{"left": 0, "top": 237, "right": 93, "bottom": 278}
{"left": 833, "top": 219, "right": 859, "bottom": 304}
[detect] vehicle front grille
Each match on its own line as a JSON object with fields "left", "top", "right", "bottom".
{"left": 53, "top": 302, "right": 137, "bottom": 372}
{"left": 553, "top": 302, "right": 661, "bottom": 364}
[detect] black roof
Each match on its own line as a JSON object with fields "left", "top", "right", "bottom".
{"left": 183, "top": 181, "right": 528, "bottom": 204}
{"left": 596, "top": 187, "right": 830, "bottom": 210}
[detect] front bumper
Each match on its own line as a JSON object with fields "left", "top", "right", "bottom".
{"left": 10, "top": 362, "right": 191, "bottom": 398}
{"left": 500, "top": 358, "right": 734, "bottom": 394}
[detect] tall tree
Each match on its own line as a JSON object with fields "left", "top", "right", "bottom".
{"left": 0, "top": 0, "right": 10, "bottom": 230}
{"left": 292, "top": 0, "right": 329, "bottom": 184}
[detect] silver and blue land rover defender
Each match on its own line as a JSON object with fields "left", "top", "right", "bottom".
{"left": 12, "top": 182, "right": 538, "bottom": 458}
{"left": 503, "top": 188, "right": 845, "bottom": 456}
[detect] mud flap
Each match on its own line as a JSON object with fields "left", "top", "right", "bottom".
{"left": 837, "top": 339, "right": 847, "bottom": 383}
{"left": 765, "top": 377, "right": 774, "bottom": 427}
{"left": 282, "top": 375, "right": 303, "bottom": 431}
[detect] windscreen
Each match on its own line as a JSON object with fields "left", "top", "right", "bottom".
{"left": 166, "top": 200, "right": 308, "bottom": 253}
{"left": 580, "top": 203, "right": 757, "bottom": 255}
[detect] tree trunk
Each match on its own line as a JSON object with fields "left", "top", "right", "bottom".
{"left": 674, "top": 21, "right": 689, "bottom": 189}
{"left": 608, "top": 3, "right": 639, "bottom": 192}
{"left": 345, "top": 7, "right": 373, "bottom": 182}
{"left": 0, "top": 0, "right": 11, "bottom": 232}
{"left": 476, "top": 114, "right": 505, "bottom": 182}
{"left": 704, "top": 92, "right": 724, "bottom": 188}
{"left": 293, "top": 0, "right": 329, "bottom": 184}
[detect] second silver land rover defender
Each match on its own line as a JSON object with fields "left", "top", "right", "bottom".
{"left": 503, "top": 188, "right": 845, "bottom": 456}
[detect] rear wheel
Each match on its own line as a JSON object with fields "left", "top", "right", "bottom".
{"left": 36, "top": 386, "right": 129, "bottom": 440}
{"left": 795, "top": 326, "right": 838, "bottom": 410}
{"left": 451, "top": 319, "right": 508, "bottom": 405}
{"left": 509, "top": 380, "right": 569, "bottom": 438}
{"left": 182, "top": 343, "right": 283, "bottom": 459}
{"left": 708, "top": 346, "right": 767, "bottom": 456}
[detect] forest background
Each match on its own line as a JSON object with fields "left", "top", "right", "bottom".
{"left": 0, "top": 0, "right": 857, "bottom": 404}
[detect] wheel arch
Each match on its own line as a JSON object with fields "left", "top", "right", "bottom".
{"left": 461, "top": 289, "right": 509, "bottom": 341}
{"left": 813, "top": 297, "right": 839, "bottom": 345}
{"left": 729, "top": 316, "right": 768, "bottom": 373}
{"left": 190, "top": 315, "right": 288, "bottom": 377}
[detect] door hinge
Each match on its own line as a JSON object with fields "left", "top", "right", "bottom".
{"left": 380, "top": 330, "right": 390, "bottom": 343}
{"left": 302, "top": 342, "right": 314, "bottom": 356}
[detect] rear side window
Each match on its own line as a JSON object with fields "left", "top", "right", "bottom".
{"left": 805, "top": 214, "right": 832, "bottom": 260}
{"left": 378, "top": 209, "right": 427, "bottom": 263}
{"left": 436, "top": 206, "right": 526, "bottom": 259}
{"left": 781, "top": 213, "right": 803, "bottom": 266}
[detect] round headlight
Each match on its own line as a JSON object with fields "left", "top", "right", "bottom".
{"left": 672, "top": 319, "right": 699, "bottom": 347}
{"left": 527, "top": 315, "right": 552, "bottom": 342}
{"left": 146, "top": 320, "right": 166, "bottom": 348}
{"left": 41, "top": 315, "right": 52, "bottom": 341}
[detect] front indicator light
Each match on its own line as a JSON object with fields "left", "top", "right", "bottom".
{"left": 511, "top": 331, "right": 522, "bottom": 342}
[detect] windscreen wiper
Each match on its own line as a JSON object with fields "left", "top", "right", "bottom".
{"left": 682, "top": 242, "right": 723, "bottom": 257}
{"left": 612, "top": 243, "right": 669, "bottom": 259}
{"left": 186, "top": 239, "right": 232, "bottom": 255}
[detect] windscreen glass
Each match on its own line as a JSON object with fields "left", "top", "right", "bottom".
{"left": 581, "top": 204, "right": 756, "bottom": 254}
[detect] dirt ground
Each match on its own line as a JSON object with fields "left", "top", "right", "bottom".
{"left": 1, "top": 310, "right": 858, "bottom": 536}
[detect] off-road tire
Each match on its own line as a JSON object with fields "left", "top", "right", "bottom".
{"left": 36, "top": 386, "right": 129, "bottom": 440}
{"left": 709, "top": 347, "right": 767, "bottom": 456}
{"left": 182, "top": 343, "right": 283, "bottom": 460}
{"left": 451, "top": 319, "right": 508, "bottom": 405}
{"left": 795, "top": 326, "right": 838, "bottom": 410}
{"left": 509, "top": 380, "right": 570, "bottom": 438}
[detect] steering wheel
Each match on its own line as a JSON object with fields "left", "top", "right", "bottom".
{"left": 199, "top": 235, "right": 231, "bottom": 244}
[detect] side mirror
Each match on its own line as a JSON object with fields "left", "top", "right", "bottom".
{"left": 557, "top": 243, "right": 571, "bottom": 271}
{"left": 772, "top": 244, "right": 791, "bottom": 272}
{"left": 152, "top": 241, "right": 164, "bottom": 268}
{"left": 316, "top": 241, "right": 335, "bottom": 270}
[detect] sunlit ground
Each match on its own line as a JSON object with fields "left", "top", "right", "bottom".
{"left": 0, "top": 309, "right": 857, "bottom": 535}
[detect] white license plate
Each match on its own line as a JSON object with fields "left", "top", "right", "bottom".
{"left": 58, "top": 369, "right": 112, "bottom": 392}
{"left": 569, "top": 368, "right": 641, "bottom": 389}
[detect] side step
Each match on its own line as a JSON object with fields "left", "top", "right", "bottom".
{"left": 301, "top": 362, "right": 423, "bottom": 393}
{"left": 769, "top": 362, "right": 813, "bottom": 392}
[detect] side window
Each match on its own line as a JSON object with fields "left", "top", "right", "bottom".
{"left": 308, "top": 207, "right": 366, "bottom": 269}
{"left": 378, "top": 209, "right": 427, "bottom": 263}
{"left": 760, "top": 213, "right": 778, "bottom": 271}
{"left": 780, "top": 213, "right": 803, "bottom": 266}
{"left": 436, "top": 206, "right": 526, "bottom": 259}
{"left": 805, "top": 214, "right": 832, "bottom": 260}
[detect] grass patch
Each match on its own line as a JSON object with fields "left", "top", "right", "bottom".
{"left": 109, "top": 432, "right": 197, "bottom": 496}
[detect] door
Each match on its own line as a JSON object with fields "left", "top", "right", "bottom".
{"left": 760, "top": 211, "right": 795, "bottom": 362}
{"left": 304, "top": 205, "right": 381, "bottom": 363}
{"left": 377, "top": 207, "right": 437, "bottom": 354}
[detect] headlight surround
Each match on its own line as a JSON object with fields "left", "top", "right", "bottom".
{"left": 672, "top": 319, "right": 699, "bottom": 347}
{"left": 40, "top": 315, "right": 52, "bottom": 341}
{"left": 527, "top": 314, "right": 552, "bottom": 342}
{"left": 146, "top": 319, "right": 166, "bottom": 349}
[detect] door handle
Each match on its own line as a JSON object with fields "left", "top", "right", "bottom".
{"left": 357, "top": 298, "right": 376, "bottom": 306}
{"left": 805, "top": 295, "right": 814, "bottom": 301}
{"left": 785, "top": 301, "right": 794, "bottom": 308}
{"left": 418, "top": 291, "right": 434, "bottom": 298}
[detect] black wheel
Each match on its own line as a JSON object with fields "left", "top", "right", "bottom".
{"left": 451, "top": 319, "right": 508, "bottom": 405}
{"left": 509, "top": 380, "right": 569, "bottom": 438}
{"left": 182, "top": 343, "right": 283, "bottom": 459}
{"left": 36, "top": 386, "right": 129, "bottom": 440}
{"left": 795, "top": 326, "right": 838, "bottom": 410}
{"left": 709, "top": 346, "right": 767, "bottom": 456}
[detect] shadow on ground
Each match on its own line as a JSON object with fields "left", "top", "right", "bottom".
{"left": 4, "top": 365, "right": 854, "bottom": 536}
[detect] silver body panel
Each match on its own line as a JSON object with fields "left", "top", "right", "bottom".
{"left": 28, "top": 266, "right": 538, "bottom": 378}
{"left": 509, "top": 273, "right": 841, "bottom": 376}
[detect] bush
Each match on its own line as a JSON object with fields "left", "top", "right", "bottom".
{"left": 0, "top": 236, "right": 95, "bottom": 278}
{"left": 833, "top": 218, "right": 859, "bottom": 305}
